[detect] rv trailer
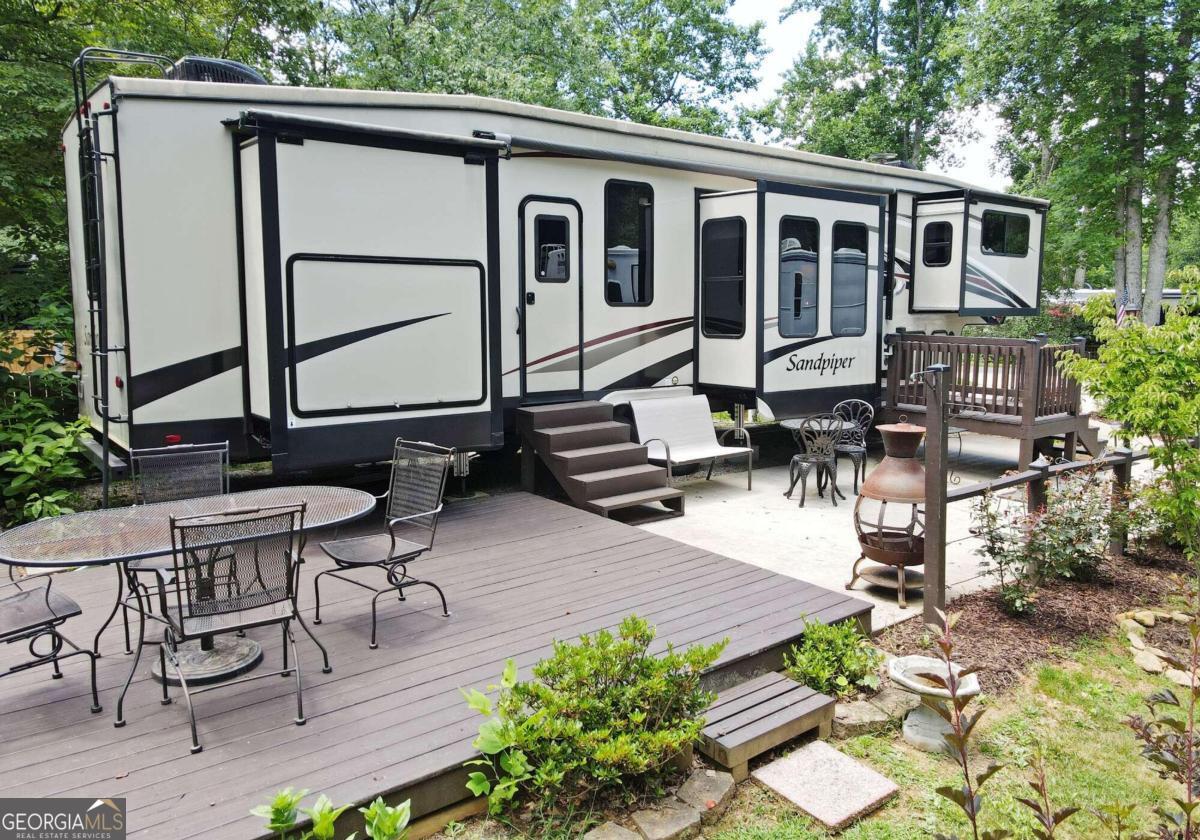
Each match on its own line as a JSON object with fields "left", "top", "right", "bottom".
{"left": 64, "top": 49, "right": 1048, "bottom": 476}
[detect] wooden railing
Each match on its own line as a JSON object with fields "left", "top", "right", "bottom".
{"left": 885, "top": 333, "right": 1086, "bottom": 422}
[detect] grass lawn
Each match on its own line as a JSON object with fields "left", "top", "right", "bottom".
{"left": 441, "top": 625, "right": 1178, "bottom": 838}
{"left": 705, "top": 634, "right": 1176, "bottom": 840}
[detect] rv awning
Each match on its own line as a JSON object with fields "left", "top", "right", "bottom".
{"left": 228, "top": 109, "right": 512, "bottom": 154}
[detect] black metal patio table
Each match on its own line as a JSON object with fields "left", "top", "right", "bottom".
{"left": 0, "top": 486, "right": 376, "bottom": 686}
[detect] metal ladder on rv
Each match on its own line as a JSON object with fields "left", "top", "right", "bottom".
{"left": 70, "top": 49, "right": 173, "bottom": 505}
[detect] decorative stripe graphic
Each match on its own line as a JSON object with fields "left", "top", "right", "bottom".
{"left": 507, "top": 316, "right": 692, "bottom": 376}
{"left": 130, "top": 313, "right": 448, "bottom": 410}
{"left": 601, "top": 350, "right": 693, "bottom": 390}
{"left": 538, "top": 320, "right": 692, "bottom": 374}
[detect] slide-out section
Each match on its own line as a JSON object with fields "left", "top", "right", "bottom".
{"left": 235, "top": 112, "right": 502, "bottom": 471}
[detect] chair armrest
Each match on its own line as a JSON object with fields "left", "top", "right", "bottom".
{"left": 718, "top": 427, "right": 752, "bottom": 449}
{"left": 639, "top": 438, "right": 674, "bottom": 484}
{"left": 387, "top": 504, "right": 444, "bottom": 531}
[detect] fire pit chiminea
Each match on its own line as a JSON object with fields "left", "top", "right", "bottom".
{"left": 846, "top": 422, "right": 926, "bottom": 608}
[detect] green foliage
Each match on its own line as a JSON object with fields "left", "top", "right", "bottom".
{"left": 784, "top": 618, "right": 881, "bottom": 697}
{"left": 0, "top": 307, "right": 89, "bottom": 527}
{"left": 1062, "top": 285, "right": 1200, "bottom": 561}
{"left": 464, "top": 615, "right": 726, "bottom": 818}
{"left": 966, "top": 300, "right": 1093, "bottom": 346}
{"left": 251, "top": 789, "right": 410, "bottom": 840}
{"left": 750, "top": 0, "right": 965, "bottom": 167}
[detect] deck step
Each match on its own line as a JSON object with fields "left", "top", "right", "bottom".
{"left": 516, "top": 400, "right": 613, "bottom": 431}
{"left": 564, "top": 463, "right": 666, "bottom": 501}
{"left": 533, "top": 421, "right": 631, "bottom": 452}
{"left": 584, "top": 486, "right": 685, "bottom": 517}
{"left": 551, "top": 442, "right": 649, "bottom": 475}
{"left": 698, "top": 672, "right": 835, "bottom": 782}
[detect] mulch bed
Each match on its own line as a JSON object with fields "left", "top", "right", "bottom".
{"left": 876, "top": 544, "right": 1195, "bottom": 694}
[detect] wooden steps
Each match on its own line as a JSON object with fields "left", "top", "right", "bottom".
{"left": 698, "top": 672, "right": 835, "bottom": 782}
{"left": 517, "top": 401, "right": 684, "bottom": 519}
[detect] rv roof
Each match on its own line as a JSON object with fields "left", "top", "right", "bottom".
{"left": 101, "top": 75, "right": 1047, "bottom": 207}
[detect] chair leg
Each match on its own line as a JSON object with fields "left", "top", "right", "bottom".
{"left": 114, "top": 584, "right": 149, "bottom": 729}
{"left": 746, "top": 453, "right": 752, "bottom": 491}
{"left": 165, "top": 641, "right": 202, "bottom": 754}
{"left": 50, "top": 648, "right": 63, "bottom": 679}
{"left": 369, "top": 590, "right": 384, "bottom": 650}
{"left": 159, "top": 644, "right": 172, "bottom": 705}
{"left": 785, "top": 459, "right": 801, "bottom": 498}
{"left": 288, "top": 625, "right": 305, "bottom": 726}
{"left": 294, "top": 611, "right": 332, "bottom": 673}
{"left": 706, "top": 459, "right": 716, "bottom": 481}
{"left": 799, "top": 466, "right": 808, "bottom": 508}
{"left": 281, "top": 622, "right": 291, "bottom": 677}
{"left": 829, "top": 463, "right": 839, "bottom": 507}
{"left": 85, "top": 647, "right": 101, "bottom": 713}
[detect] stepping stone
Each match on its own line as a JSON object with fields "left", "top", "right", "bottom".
{"left": 833, "top": 699, "right": 890, "bottom": 738}
{"left": 1173, "top": 612, "right": 1193, "bottom": 624}
{"left": 585, "top": 822, "right": 641, "bottom": 840}
{"left": 1120, "top": 618, "right": 1145, "bottom": 636}
{"left": 1134, "top": 611, "right": 1157, "bottom": 627}
{"left": 752, "top": 741, "right": 898, "bottom": 831}
{"left": 675, "top": 769, "right": 735, "bottom": 825}
{"left": 866, "top": 686, "right": 920, "bottom": 719}
{"left": 631, "top": 801, "right": 700, "bottom": 840}
{"left": 1128, "top": 632, "right": 1146, "bottom": 651}
{"left": 1165, "top": 668, "right": 1195, "bottom": 688}
{"left": 1134, "top": 649, "right": 1164, "bottom": 674}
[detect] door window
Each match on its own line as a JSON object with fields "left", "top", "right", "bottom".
{"left": 604, "top": 180, "right": 653, "bottom": 304}
{"left": 922, "top": 220, "right": 953, "bottom": 267}
{"left": 831, "top": 222, "right": 868, "bottom": 336}
{"left": 779, "top": 216, "right": 819, "bottom": 337}
{"left": 534, "top": 215, "right": 569, "bottom": 281}
{"left": 700, "top": 217, "right": 746, "bottom": 338}
{"left": 980, "top": 210, "right": 1030, "bottom": 257}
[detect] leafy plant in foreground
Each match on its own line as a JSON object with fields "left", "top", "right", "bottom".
{"left": 784, "top": 617, "right": 881, "bottom": 697}
{"left": 250, "top": 789, "right": 410, "bottom": 840}
{"left": 463, "top": 615, "right": 726, "bottom": 818}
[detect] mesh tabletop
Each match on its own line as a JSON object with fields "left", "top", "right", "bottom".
{"left": 0, "top": 486, "right": 376, "bottom": 568}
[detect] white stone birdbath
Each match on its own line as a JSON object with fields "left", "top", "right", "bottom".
{"left": 888, "top": 655, "right": 981, "bottom": 753}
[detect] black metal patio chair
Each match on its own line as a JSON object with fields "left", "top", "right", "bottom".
{"left": 93, "top": 441, "right": 229, "bottom": 656}
{"left": 1, "top": 572, "right": 101, "bottom": 713}
{"left": 115, "top": 502, "right": 319, "bottom": 754}
{"left": 833, "top": 399, "right": 875, "bottom": 494}
{"left": 313, "top": 440, "right": 453, "bottom": 650}
{"left": 784, "top": 414, "right": 846, "bottom": 508}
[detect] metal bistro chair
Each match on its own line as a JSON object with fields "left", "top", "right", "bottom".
{"left": 117, "top": 503, "right": 316, "bottom": 754}
{"left": 93, "top": 441, "right": 230, "bottom": 657}
{"left": 314, "top": 440, "right": 453, "bottom": 650}
{"left": 1, "top": 572, "right": 101, "bottom": 713}
{"left": 833, "top": 399, "right": 875, "bottom": 494}
{"left": 784, "top": 414, "right": 846, "bottom": 508}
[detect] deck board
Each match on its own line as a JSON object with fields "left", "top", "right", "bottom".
{"left": 0, "top": 491, "right": 870, "bottom": 839}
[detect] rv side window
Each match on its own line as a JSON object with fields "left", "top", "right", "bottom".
{"left": 700, "top": 217, "right": 746, "bottom": 338}
{"left": 534, "top": 215, "right": 569, "bottom": 282}
{"left": 922, "top": 221, "right": 953, "bottom": 267}
{"left": 604, "top": 180, "right": 654, "bottom": 305}
{"left": 778, "top": 216, "right": 819, "bottom": 338}
{"left": 980, "top": 210, "right": 1030, "bottom": 257}
{"left": 831, "top": 222, "right": 868, "bottom": 336}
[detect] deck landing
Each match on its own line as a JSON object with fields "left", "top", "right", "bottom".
{"left": 0, "top": 492, "right": 870, "bottom": 840}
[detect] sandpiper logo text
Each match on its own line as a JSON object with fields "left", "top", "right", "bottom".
{"left": 785, "top": 352, "right": 856, "bottom": 376}
{"left": 0, "top": 798, "right": 125, "bottom": 840}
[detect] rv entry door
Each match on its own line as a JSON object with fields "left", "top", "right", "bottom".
{"left": 520, "top": 198, "right": 583, "bottom": 397}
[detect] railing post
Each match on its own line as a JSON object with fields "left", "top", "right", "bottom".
{"left": 923, "top": 363, "right": 950, "bottom": 625}
{"left": 1109, "top": 447, "right": 1134, "bottom": 557}
{"left": 1034, "top": 332, "right": 1049, "bottom": 346}
{"left": 1027, "top": 455, "right": 1052, "bottom": 513}
{"left": 885, "top": 334, "right": 901, "bottom": 417}
{"left": 1018, "top": 339, "right": 1042, "bottom": 468}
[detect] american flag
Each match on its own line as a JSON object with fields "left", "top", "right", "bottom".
{"left": 1116, "top": 288, "right": 1128, "bottom": 326}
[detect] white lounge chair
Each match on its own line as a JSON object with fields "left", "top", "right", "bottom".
{"left": 629, "top": 395, "right": 754, "bottom": 490}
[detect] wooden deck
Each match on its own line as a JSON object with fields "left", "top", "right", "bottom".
{"left": 0, "top": 492, "right": 870, "bottom": 840}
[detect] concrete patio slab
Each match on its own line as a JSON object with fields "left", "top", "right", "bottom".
{"left": 751, "top": 740, "right": 898, "bottom": 831}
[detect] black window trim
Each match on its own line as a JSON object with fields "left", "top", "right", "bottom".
{"left": 700, "top": 215, "right": 747, "bottom": 339}
{"left": 778, "top": 214, "right": 820, "bottom": 339}
{"left": 979, "top": 209, "right": 1031, "bottom": 258}
{"left": 532, "top": 213, "right": 571, "bottom": 283}
{"left": 603, "top": 178, "right": 655, "bottom": 307}
{"left": 921, "top": 220, "right": 954, "bottom": 268}
{"left": 831, "top": 220, "right": 869, "bottom": 338}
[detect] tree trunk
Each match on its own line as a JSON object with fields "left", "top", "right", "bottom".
{"left": 1124, "top": 34, "right": 1147, "bottom": 312}
{"left": 1113, "top": 188, "right": 1127, "bottom": 304}
{"left": 1143, "top": 170, "right": 1175, "bottom": 327}
{"left": 1124, "top": 181, "right": 1143, "bottom": 311}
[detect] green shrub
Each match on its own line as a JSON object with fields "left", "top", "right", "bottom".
{"left": 250, "top": 788, "right": 410, "bottom": 840}
{"left": 463, "top": 615, "right": 726, "bottom": 818}
{"left": 0, "top": 308, "right": 90, "bottom": 527}
{"left": 973, "top": 469, "right": 1111, "bottom": 616}
{"left": 784, "top": 618, "right": 881, "bottom": 697}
